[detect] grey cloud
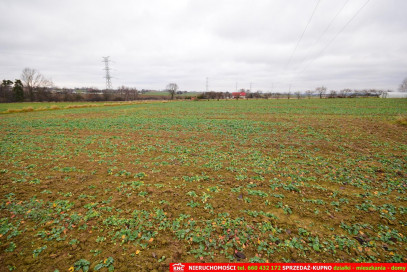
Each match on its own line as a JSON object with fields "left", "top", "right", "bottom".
{"left": 1, "top": 0, "right": 406, "bottom": 91}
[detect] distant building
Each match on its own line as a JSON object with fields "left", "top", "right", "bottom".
{"left": 380, "top": 92, "right": 407, "bottom": 98}
{"left": 232, "top": 91, "right": 246, "bottom": 99}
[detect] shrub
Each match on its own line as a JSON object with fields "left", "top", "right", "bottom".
{"left": 50, "top": 105, "right": 60, "bottom": 110}
{"left": 5, "top": 109, "right": 22, "bottom": 113}
{"left": 396, "top": 115, "right": 407, "bottom": 126}
{"left": 22, "top": 106, "right": 34, "bottom": 112}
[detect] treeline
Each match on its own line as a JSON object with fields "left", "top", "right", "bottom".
{"left": 1, "top": 68, "right": 148, "bottom": 103}
{"left": 0, "top": 82, "right": 144, "bottom": 103}
{"left": 197, "top": 88, "right": 388, "bottom": 100}
{"left": 1, "top": 66, "right": 392, "bottom": 103}
{"left": 1, "top": 83, "right": 389, "bottom": 103}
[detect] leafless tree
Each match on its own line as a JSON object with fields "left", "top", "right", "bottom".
{"left": 272, "top": 93, "right": 281, "bottom": 99}
{"left": 305, "top": 90, "right": 313, "bottom": 99}
{"left": 215, "top": 92, "right": 224, "bottom": 101}
{"left": 130, "top": 88, "right": 138, "bottom": 100}
{"left": 206, "top": 91, "right": 217, "bottom": 99}
{"left": 378, "top": 90, "right": 388, "bottom": 98}
{"left": 102, "top": 89, "right": 112, "bottom": 101}
{"left": 328, "top": 90, "right": 337, "bottom": 98}
{"left": 21, "top": 68, "right": 53, "bottom": 101}
{"left": 315, "top": 86, "right": 327, "bottom": 99}
{"left": 264, "top": 93, "right": 272, "bottom": 99}
{"left": 369, "top": 89, "right": 381, "bottom": 97}
{"left": 341, "top": 88, "right": 352, "bottom": 98}
{"left": 118, "top": 85, "right": 131, "bottom": 100}
{"left": 252, "top": 91, "right": 262, "bottom": 99}
{"left": 166, "top": 83, "right": 178, "bottom": 100}
{"left": 294, "top": 91, "right": 301, "bottom": 99}
{"left": 399, "top": 77, "right": 407, "bottom": 92}
{"left": 361, "top": 89, "right": 377, "bottom": 97}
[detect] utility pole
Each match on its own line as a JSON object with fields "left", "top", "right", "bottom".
{"left": 250, "top": 82, "right": 252, "bottom": 92}
{"left": 206, "top": 77, "right": 208, "bottom": 93}
{"left": 102, "top": 56, "right": 112, "bottom": 90}
{"left": 235, "top": 81, "right": 238, "bottom": 92}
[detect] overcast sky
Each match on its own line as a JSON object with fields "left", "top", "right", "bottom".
{"left": 1, "top": 0, "right": 406, "bottom": 92}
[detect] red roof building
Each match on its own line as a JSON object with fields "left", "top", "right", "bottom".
{"left": 232, "top": 92, "right": 246, "bottom": 98}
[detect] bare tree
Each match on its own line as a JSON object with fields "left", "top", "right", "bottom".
{"left": 102, "top": 89, "right": 112, "bottom": 101}
{"left": 344, "top": 89, "right": 352, "bottom": 97}
{"left": 118, "top": 85, "right": 131, "bottom": 100}
{"left": 21, "top": 68, "right": 53, "bottom": 101}
{"left": 205, "top": 91, "right": 217, "bottom": 99}
{"left": 252, "top": 91, "right": 262, "bottom": 99}
{"left": 341, "top": 88, "right": 352, "bottom": 98}
{"left": 328, "top": 90, "right": 337, "bottom": 98}
{"left": 305, "top": 90, "right": 313, "bottom": 99}
{"left": 378, "top": 90, "right": 388, "bottom": 98}
{"left": 369, "top": 89, "right": 380, "bottom": 97}
{"left": 272, "top": 92, "right": 281, "bottom": 99}
{"left": 294, "top": 91, "right": 301, "bottom": 99}
{"left": 399, "top": 77, "right": 407, "bottom": 92}
{"left": 166, "top": 83, "right": 178, "bottom": 100}
{"left": 264, "top": 92, "right": 272, "bottom": 99}
{"left": 215, "top": 92, "right": 224, "bottom": 101}
{"left": 315, "top": 86, "right": 327, "bottom": 99}
{"left": 130, "top": 88, "right": 138, "bottom": 100}
{"left": 361, "top": 89, "right": 379, "bottom": 97}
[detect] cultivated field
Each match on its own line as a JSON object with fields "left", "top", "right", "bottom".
{"left": 0, "top": 99, "right": 406, "bottom": 271}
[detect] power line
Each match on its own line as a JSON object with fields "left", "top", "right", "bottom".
{"left": 316, "top": 0, "right": 350, "bottom": 47}
{"left": 299, "top": 0, "right": 371, "bottom": 74}
{"left": 299, "top": 0, "right": 350, "bottom": 65}
{"left": 102, "top": 56, "right": 112, "bottom": 90}
{"left": 285, "top": 0, "right": 321, "bottom": 70}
